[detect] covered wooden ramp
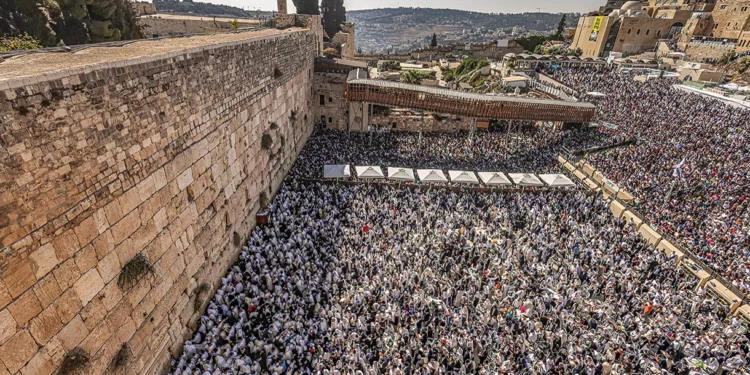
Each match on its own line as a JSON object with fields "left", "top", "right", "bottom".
{"left": 346, "top": 79, "right": 596, "bottom": 123}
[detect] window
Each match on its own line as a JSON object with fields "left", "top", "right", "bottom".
{"left": 657, "top": 30, "right": 662, "bottom": 37}
{"left": 328, "top": 117, "right": 333, "bottom": 124}
{"left": 328, "top": 97, "right": 333, "bottom": 103}
{"left": 627, "top": 28, "right": 632, "bottom": 34}
{"left": 637, "top": 29, "right": 641, "bottom": 35}
{"left": 319, "top": 95, "right": 325, "bottom": 105}
{"left": 646, "top": 29, "right": 650, "bottom": 35}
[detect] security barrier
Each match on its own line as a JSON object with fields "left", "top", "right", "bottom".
{"left": 638, "top": 224, "right": 662, "bottom": 246}
{"left": 706, "top": 279, "right": 742, "bottom": 314}
{"left": 680, "top": 258, "right": 711, "bottom": 289}
{"left": 610, "top": 200, "right": 626, "bottom": 218}
{"left": 622, "top": 210, "right": 643, "bottom": 229}
{"left": 657, "top": 239, "right": 684, "bottom": 260}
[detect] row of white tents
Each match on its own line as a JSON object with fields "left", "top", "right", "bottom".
{"left": 322, "top": 165, "right": 577, "bottom": 187}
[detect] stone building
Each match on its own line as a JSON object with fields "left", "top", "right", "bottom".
{"left": 572, "top": 1, "right": 692, "bottom": 57}
{"left": 313, "top": 58, "right": 367, "bottom": 130}
{"left": 573, "top": 0, "right": 750, "bottom": 59}
{"left": 331, "top": 23, "right": 356, "bottom": 59}
{"left": 0, "top": 14, "right": 323, "bottom": 375}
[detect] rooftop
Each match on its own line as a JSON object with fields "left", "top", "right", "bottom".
{"left": 0, "top": 28, "right": 301, "bottom": 82}
{"left": 347, "top": 78, "right": 596, "bottom": 109}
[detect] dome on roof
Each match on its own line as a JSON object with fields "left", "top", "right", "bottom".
{"left": 621, "top": 1, "right": 642, "bottom": 11}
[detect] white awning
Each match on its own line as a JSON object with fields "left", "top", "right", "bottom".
{"left": 539, "top": 174, "right": 576, "bottom": 187}
{"left": 355, "top": 166, "right": 385, "bottom": 179}
{"left": 417, "top": 169, "right": 448, "bottom": 183}
{"left": 508, "top": 173, "right": 544, "bottom": 187}
{"left": 448, "top": 170, "right": 480, "bottom": 184}
{"left": 387, "top": 167, "right": 415, "bottom": 182}
{"left": 477, "top": 172, "right": 512, "bottom": 186}
{"left": 323, "top": 164, "right": 351, "bottom": 179}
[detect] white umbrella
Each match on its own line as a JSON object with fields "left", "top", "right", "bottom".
{"left": 387, "top": 167, "right": 415, "bottom": 182}
{"left": 355, "top": 166, "right": 385, "bottom": 179}
{"left": 508, "top": 173, "right": 544, "bottom": 187}
{"left": 538, "top": 174, "right": 576, "bottom": 187}
{"left": 323, "top": 165, "right": 351, "bottom": 179}
{"left": 417, "top": 169, "right": 448, "bottom": 183}
{"left": 448, "top": 170, "right": 480, "bottom": 184}
{"left": 478, "top": 172, "right": 512, "bottom": 186}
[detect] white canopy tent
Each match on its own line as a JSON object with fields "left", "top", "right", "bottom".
{"left": 539, "top": 174, "right": 576, "bottom": 187}
{"left": 508, "top": 173, "right": 544, "bottom": 187}
{"left": 387, "top": 167, "right": 416, "bottom": 182}
{"left": 417, "top": 169, "right": 448, "bottom": 183}
{"left": 323, "top": 164, "right": 351, "bottom": 179}
{"left": 478, "top": 172, "right": 513, "bottom": 186}
{"left": 355, "top": 166, "right": 385, "bottom": 179}
{"left": 449, "top": 170, "right": 480, "bottom": 184}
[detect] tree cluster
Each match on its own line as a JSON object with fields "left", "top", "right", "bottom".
{"left": 0, "top": 0, "right": 142, "bottom": 48}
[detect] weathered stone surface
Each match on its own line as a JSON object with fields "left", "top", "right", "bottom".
{"left": 0, "top": 309, "right": 17, "bottom": 345}
{"left": 0, "top": 330, "right": 37, "bottom": 373}
{"left": 0, "top": 23, "right": 319, "bottom": 375}
{"left": 73, "top": 268, "right": 105, "bottom": 305}
{"left": 20, "top": 349, "right": 55, "bottom": 375}
{"left": 2, "top": 260, "right": 36, "bottom": 298}
{"left": 8, "top": 290, "right": 42, "bottom": 327}
{"left": 53, "top": 289, "right": 82, "bottom": 325}
{"left": 32, "top": 275, "right": 62, "bottom": 309}
{"left": 28, "top": 306, "right": 62, "bottom": 345}
{"left": 56, "top": 315, "right": 88, "bottom": 351}
{"left": 28, "top": 243, "right": 59, "bottom": 279}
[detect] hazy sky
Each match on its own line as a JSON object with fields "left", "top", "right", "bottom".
{"left": 155, "top": 0, "right": 602, "bottom": 13}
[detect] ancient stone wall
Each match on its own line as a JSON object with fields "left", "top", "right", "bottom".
{"left": 0, "top": 30, "right": 317, "bottom": 375}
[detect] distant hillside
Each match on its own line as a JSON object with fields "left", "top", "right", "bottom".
{"left": 153, "top": 0, "right": 260, "bottom": 18}
{"left": 347, "top": 8, "right": 579, "bottom": 54}
{"left": 349, "top": 8, "right": 577, "bottom": 31}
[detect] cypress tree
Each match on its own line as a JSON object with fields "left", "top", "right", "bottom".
{"left": 321, "top": 0, "right": 345, "bottom": 38}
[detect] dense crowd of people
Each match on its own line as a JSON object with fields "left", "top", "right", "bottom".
{"left": 170, "top": 183, "right": 748, "bottom": 374}
{"left": 167, "top": 67, "right": 750, "bottom": 375}
{"left": 552, "top": 68, "right": 750, "bottom": 294}
{"left": 289, "top": 125, "right": 607, "bottom": 179}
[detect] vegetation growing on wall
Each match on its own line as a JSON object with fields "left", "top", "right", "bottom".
{"left": 0, "top": 33, "right": 43, "bottom": 52}
{"left": 443, "top": 57, "right": 489, "bottom": 82}
{"left": 118, "top": 253, "right": 154, "bottom": 290}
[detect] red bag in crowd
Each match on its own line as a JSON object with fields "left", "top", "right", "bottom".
{"left": 363, "top": 225, "right": 370, "bottom": 233}
{"left": 248, "top": 305, "right": 256, "bottom": 313}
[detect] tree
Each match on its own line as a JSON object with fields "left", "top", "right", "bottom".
{"left": 0, "top": 33, "right": 43, "bottom": 52}
{"left": 293, "top": 0, "right": 320, "bottom": 15}
{"left": 430, "top": 33, "right": 437, "bottom": 47}
{"left": 401, "top": 70, "right": 435, "bottom": 85}
{"left": 515, "top": 35, "right": 547, "bottom": 53}
{"left": 551, "top": 14, "right": 567, "bottom": 40}
{"left": 321, "top": 0, "right": 345, "bottom": 39}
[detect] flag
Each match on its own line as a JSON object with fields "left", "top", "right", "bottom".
{"left": 672, "top": 158, "right": 686, "bottom": 178}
